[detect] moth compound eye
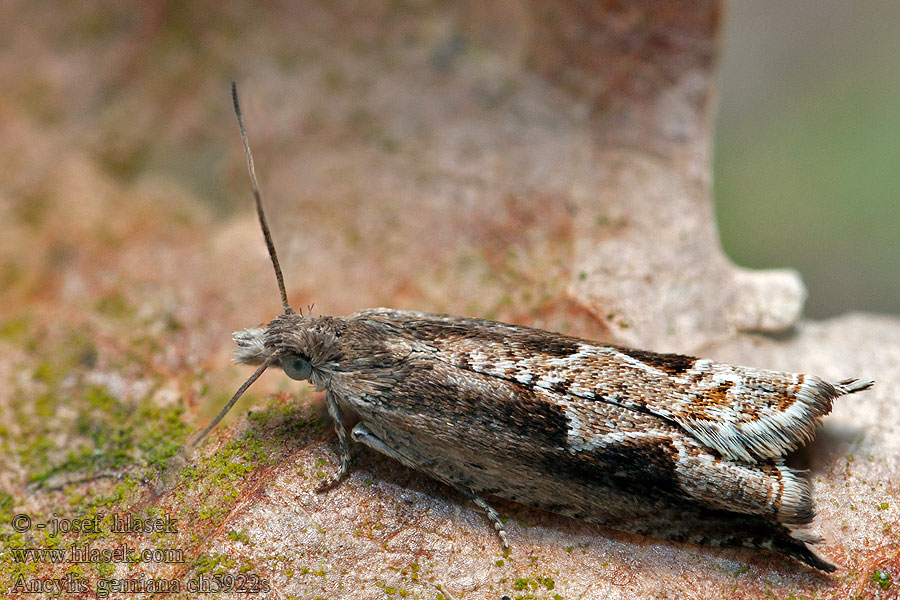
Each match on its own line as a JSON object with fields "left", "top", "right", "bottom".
{"left": 283, "top": 355, "right": 312, "bottom": 381}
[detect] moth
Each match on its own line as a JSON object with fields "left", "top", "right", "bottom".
{"left": 197, "top": 84, "right": 873, "bottom": 572}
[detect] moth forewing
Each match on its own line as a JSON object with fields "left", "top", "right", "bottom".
{"left": 208, "top": 85, "right": 874, "bottom": 573}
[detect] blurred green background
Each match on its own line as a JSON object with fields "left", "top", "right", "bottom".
{"left": 715, "top": 2, "right": 900, "bottom": 318}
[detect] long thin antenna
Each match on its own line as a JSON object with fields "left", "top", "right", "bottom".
{"left": 231, "top": 82, "right": 292, "bottom": 314}
{"left": 189, "top": 355, "right": 279, "bottom": 448}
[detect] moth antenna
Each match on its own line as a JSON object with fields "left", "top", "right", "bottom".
{"left": 231, "top": 82, "right": 293, "bottom": 314}
{"left": 190, "top": 355, "right": 278, "bottom": 448}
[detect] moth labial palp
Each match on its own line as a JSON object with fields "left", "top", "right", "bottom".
{"left": 197, "top": 83, "right": 874, "bottom": 574}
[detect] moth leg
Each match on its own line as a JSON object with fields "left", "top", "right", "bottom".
{"left": 456, "top": 486, "right": 509, "bottom": 549}
{"left": 350, "top": 423, "right": 509, "bottom": 549}
{"left": 317, "top": 391, "right": 352, "bottom": 492}
{"left": 349, "top": 423, "right": 410, "bottom": 465}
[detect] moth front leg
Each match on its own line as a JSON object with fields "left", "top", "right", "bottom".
{"left": 350, "top": 422, "right": 509, "bottom": 549}
{"left": 317, "top": 390, "right": 352, "bottom": 492}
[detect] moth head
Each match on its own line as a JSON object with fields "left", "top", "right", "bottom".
{"left": 232, "top": 322, "right": 313, "bottom": 381}
{"left": 232, "top": 312, "right": 341, "bottom": 384}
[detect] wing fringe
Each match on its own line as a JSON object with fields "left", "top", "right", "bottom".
{"left": 677, "top": 377, "right": 874, "bottom": 463}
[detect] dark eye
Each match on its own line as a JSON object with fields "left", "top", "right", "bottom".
{"left": 283, "top": 355, "right": 312, "bottom": 381}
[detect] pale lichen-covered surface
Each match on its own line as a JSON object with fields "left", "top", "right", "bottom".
{"left": 0, "top": 1, "right": 897, "bottom": 599}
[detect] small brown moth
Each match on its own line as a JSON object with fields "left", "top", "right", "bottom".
{"left": 196, "top": 83, "right": 873, "bottom": 572}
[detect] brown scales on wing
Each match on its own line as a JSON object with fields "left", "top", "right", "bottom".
{"left": 231, "top": 307, "right": 871, "bottom": 572}
{"left": 329, "top": 308, "right": 872, "bottom": 571}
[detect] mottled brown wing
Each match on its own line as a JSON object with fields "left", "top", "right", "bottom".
{"left": 352, "top": 308, "right": 872, "bottom": 464}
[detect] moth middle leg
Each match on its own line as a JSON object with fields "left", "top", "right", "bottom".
{"left": 317, "top": 390, "right": 352, "bottom": 492}
{"left": 350, "top": 422, "right": 510, "bottom": 548}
